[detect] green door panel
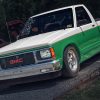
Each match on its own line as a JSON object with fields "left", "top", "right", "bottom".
{"left": 80, "top": 27, "right": 100, "bottom": 54}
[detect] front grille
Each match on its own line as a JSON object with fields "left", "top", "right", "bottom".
{"left": 0, "top": 52, "right": 35, "bottom": 69}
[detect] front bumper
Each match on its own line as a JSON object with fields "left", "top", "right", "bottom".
{"left": 0, "top": 60, "right": 61, "bottom": 82}
{"left": 0, "top": 70, "right": 61, "bottom": 87}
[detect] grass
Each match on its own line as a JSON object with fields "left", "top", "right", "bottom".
{"left": 59, "top": 78, "right": 100, "bottom": 100}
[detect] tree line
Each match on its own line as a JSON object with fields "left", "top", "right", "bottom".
{"left": 2, "top": 0, "right": 100, "bottom": 21}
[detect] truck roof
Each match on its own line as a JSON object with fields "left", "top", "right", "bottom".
{"left": 30, "top": 4, "right": 84, "bottom": 19}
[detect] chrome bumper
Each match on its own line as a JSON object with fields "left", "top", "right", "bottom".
{"left": 0, "top": 60, "right": 61, "bottom": 81}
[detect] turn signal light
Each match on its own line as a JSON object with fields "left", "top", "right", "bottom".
{"left": 50, "top": 48, "right": 56, "bottom": 59}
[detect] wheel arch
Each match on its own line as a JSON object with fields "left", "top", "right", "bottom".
{"left": 63, "top": 43, "right": 81, "bottom": 64}
{"left": 62, "top": 43, "right": 80, "bottom": 77}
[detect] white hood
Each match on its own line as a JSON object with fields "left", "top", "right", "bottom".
{"left": 0, "top": 28, "right": 77, "bottom": 55}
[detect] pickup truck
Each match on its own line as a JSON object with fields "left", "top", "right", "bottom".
{"left": 0, "top": 4, "right": 100, "bottom": 83}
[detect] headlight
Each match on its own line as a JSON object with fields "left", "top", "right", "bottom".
{"left": 40, "top": 49, "right": 51, "bottom": 59}
{"left": 36, "top": 48, "right": 55, "bottom": 60}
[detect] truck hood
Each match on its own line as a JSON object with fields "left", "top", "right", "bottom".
{"left": 0, "top": 28, "right": 76, "bottom": 55}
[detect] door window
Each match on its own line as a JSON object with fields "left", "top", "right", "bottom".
{"left": 75, "top": 7, "right": 92, "bottom": 27}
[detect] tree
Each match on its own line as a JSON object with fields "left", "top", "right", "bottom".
{"left": 1, "top": 0, "right": 100, "bottom": 21}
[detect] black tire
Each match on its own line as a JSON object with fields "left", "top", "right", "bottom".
{"left": 62, "top": 46, "right": 80, "bottom": 78}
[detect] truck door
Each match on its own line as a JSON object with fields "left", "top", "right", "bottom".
{"left": 75, "top": 6, "right": 100, "bottom": 55}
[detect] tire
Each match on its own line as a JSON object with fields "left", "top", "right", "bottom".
{"left": 62, "top": 46, "right": 80, "bottom": 78}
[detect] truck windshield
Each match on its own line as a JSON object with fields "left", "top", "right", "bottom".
{"left": 20, "top": 8, "right": 73, "bottom": 39}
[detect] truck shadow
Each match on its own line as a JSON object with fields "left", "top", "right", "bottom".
{"left": 81, "top": 54, "right": 100, "bottom": 69}
{"left": 0, "top": 54, "right": 99, "bottom": 95}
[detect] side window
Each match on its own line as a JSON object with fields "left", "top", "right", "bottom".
{"left": 40, "top": 8, "right": 74, "bottom": 33}
{"left": 75, "top": 7, "right": 92, "bottom": 27}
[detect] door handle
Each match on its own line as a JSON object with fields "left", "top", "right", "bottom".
{"left": 92, "top": 24, "right": 95, "bottom": 27}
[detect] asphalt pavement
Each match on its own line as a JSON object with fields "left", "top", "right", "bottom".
{"left": 0, "top": 54, "right": 100, "bottom": 100}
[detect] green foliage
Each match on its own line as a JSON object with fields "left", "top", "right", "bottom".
{"left": 1, "top": 0, "right": 100, "bottom": 21}
{"left": 0, "top": 1, "right": 9, "bottom": 41}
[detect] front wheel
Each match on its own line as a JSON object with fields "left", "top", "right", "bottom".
{"left": 62, "top": 46, "right": 80, "bottom": 78}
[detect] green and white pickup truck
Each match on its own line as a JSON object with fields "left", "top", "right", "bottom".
{"left": 0, "top": 4, "right": 100, "bottom": 82}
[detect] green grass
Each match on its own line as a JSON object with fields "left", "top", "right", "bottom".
{"left": 61, "top": 79, "right": 100, "bottom": 100}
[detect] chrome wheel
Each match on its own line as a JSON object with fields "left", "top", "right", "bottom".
{"left": 67, "top": 49, "right": 78, "bottom": 72}
{"left": 62, "top": 46, "right": 80, "bottom": 78}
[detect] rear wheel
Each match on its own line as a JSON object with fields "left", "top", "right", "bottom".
{"left": 62, "top": 46, "right": 80, "bottom": 78}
